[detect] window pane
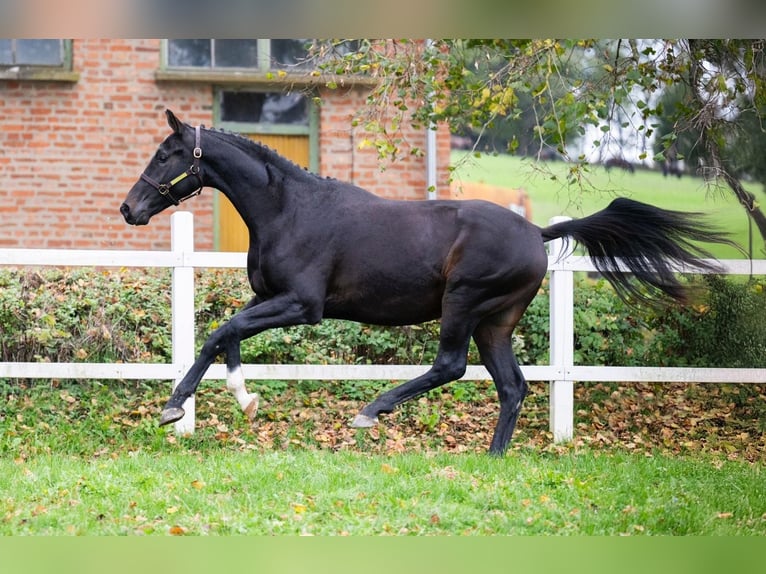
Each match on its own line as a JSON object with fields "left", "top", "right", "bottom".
{"left": 221, "top": 91, "right": 263, "bottom": 122}
{"left": 214, "top": 39, "right": 258, "bottom": 68}
{"left": 261, "top": 93, "right": 308, "bottom": 124}
{"left": 0, "top": 40, "right": 11, "bottom": 65}
{"left": 335, "top": 39, "right": 361, "bottom": 56}
{"left": 271, "top": 39, "right": 310, "bottom": 68}
{"left": 15, "top": 39, "right": 62, "bottom": 65}
{"left": 220, "top": 91, "right": 308, "bottom": 125}
{"left": 168, "top": 39, "right": 211, "bottom": 67}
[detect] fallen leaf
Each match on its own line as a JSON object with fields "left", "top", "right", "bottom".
{"left": 168, "top": 525, "right": 186, "bottom": 536}
{"left": 59, "top": 392, "right": 76, "bottom": 404}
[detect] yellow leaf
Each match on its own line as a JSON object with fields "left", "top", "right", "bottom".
{"left": 293, "top": 503, "right": 307, "bottom": 514}
{"left": 168, "top": 525, "right": 186, "bottom": 536}
{"left": 191, "top": 480, "right": 205, "bottom": 490}
{"left": 167, "top": 506, "right": 179, "bottom": 514}
{"left": 381, "top": 463, "right": 398, "bottom": 474}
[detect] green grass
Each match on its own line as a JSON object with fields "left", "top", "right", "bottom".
{"left": 1, "top": 380, "right": 765, "bottom": 535}
{"left": 1, "top": 449, "right": 764, "bottom": 535}
{"left": 451, "top": 152, "right": 760, "bottom": 260}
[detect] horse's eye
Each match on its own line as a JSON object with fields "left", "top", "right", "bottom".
{"left": 157, "top": 151, "right": 169, "bottom": 163}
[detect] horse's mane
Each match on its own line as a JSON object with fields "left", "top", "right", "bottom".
{"left": 202, "top": 125, "right": 331, "bottom": 183}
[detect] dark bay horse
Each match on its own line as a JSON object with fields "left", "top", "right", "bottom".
{"left": 120, "top": 110, "right": 736, "bottom": 455}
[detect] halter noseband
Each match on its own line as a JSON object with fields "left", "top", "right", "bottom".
{"left": 140, "top": 125, "right": 204, "bottom": 206}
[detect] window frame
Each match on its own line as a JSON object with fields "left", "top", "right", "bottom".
{"left": 156, "top": 39, "right": 375, "bottom": 88}
{"left": 162, "top": 39, "right": 314, "bottom": 73}
{"left": 213, "top": 86, "right": 319, "bottom": 145}
{"left": 211, "top": 86, "right": 320, "bottom": 251}
{"left": 0, "top": 39, "right": 78, "bottom": 82}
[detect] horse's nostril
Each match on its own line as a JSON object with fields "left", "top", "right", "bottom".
{"left": 120, "top": 203, "right": 130, "bottom": 218}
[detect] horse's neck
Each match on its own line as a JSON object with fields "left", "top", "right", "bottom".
{"left": 205, "top": 140, "right": 309, "bottom": 229}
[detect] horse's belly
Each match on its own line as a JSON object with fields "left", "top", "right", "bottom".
{"left": 323, "top": 290, "right": 442, "bottom": 326}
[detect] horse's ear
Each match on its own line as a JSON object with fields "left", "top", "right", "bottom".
{"left": 165, "top": 109, "right": 183, "bottom": 134}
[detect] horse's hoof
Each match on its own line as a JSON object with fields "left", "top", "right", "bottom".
{"left": 159, "top": 407, "right": 185, "bottom": 426}
{"left": 244, "top": 393, "right": 259, "bottom": 423}
{"left": 351, "top": 414, "right": 379, "bottom": 428}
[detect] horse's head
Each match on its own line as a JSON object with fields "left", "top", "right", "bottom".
{"left": 120, "top": 109, "right": 204, "bottom": 226}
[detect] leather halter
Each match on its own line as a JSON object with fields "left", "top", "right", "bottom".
{"left": 140, "top": 125, "right": 204, "bottom": 206}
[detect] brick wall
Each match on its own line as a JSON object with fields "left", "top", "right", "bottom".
{"left": 318, "top": 86, "right": 452, "bottom": 200}
{"left": 0, "top": 39, "right": 451, "bottom": 251}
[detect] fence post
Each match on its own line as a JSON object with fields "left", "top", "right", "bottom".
{"left": 171, "top": 211, "right": 196, "bottom": 435}
{"left": 547, "top": 216, "right": 574, "bottom": 443}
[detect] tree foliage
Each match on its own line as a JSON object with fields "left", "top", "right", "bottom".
{"left": 314, "top": 39, "right": 766, "bottom": 252}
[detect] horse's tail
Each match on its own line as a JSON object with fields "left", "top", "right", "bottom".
{"left": 540, "top": 197, "right": 741, "bottom": 305}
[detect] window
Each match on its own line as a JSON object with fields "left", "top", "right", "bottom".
{"left": 219, "top": 91, "right": 309, "bottom": 125}
{"left": 167, "top": 39, "right": 313, "bottom": 71}
{"left": 156, "top": 39, "right": 367, "bottom": 89}
{"left": 0, "top": 39, "right": 67, "bottom": 67}
{"left": 0, "top": 39, "right": 77, "bottom": 81}
{"left": 165, "top": 39, "right": 360, "bottom": 72}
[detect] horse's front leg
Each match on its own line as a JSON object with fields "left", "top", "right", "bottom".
{"left": 224, "top": 339, "right": 260, "bottom": 424}
{"left": 159, "top": 293, "right": 321, "bottom": 427}
{"left": 223, "top": 296, "right": 260, "bottom": 424}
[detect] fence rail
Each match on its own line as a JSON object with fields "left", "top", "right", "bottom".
{"left": 1, "top": 211, "right": 764, "bottom": 440}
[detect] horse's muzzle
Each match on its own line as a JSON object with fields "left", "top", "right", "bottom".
{"left": 120, "top": 202, "right": 147, "bottom": 226}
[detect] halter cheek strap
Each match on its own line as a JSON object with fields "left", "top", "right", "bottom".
{"left": 140, "top": 125, "right": 204, "bottom": 206}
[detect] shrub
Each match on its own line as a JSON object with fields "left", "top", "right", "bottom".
{"left": 644, "top": 275, "right": 766, "bottom": 368}
{"left": 0, "top": 268, "right": 172, "bottom": 363}
{"left": 0, "top": 267, "right": 762, "bottom": 377}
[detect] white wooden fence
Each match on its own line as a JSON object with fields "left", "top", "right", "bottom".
{"left": 1, "top": 211, "right": 764, "bottom": 441}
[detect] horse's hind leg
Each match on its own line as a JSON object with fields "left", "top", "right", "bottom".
{"left": 352, "top": 306, "right": 476, "bottom": 427}
{"left": 351, "top": 342, "right": 471, "bottom": 427}
{"left": 473, "top": 308, "right": 530, "bottom": 455}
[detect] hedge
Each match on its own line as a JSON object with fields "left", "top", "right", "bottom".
{"left": 0, "top": 267, "right": 764, "bottom": 371}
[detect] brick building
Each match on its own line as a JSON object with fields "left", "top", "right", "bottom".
{"left": 0, "top": 39, "right": 452, "bottom": 251}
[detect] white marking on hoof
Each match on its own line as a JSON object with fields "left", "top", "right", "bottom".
{"left": 351, "top": 414, "right": 379, "bottom": 428}
{"left": 227, "top": 366, "right": 255, "bottom": 413}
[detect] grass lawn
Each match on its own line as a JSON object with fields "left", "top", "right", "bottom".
{"left": 450, "top": 152, "right": 760, "bottom": 260}
{"left": 2, "top": 448, "right": 765, "bottom": 536}
{"left": 1, "top": 380, "right": 764, "bottom": 535}
{"left": 2, "top": 448, "right": 764, "bottom": 536}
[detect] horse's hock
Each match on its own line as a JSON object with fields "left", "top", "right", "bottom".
{"left": 450, "top": 181, "right": 533, "bottom": 221}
